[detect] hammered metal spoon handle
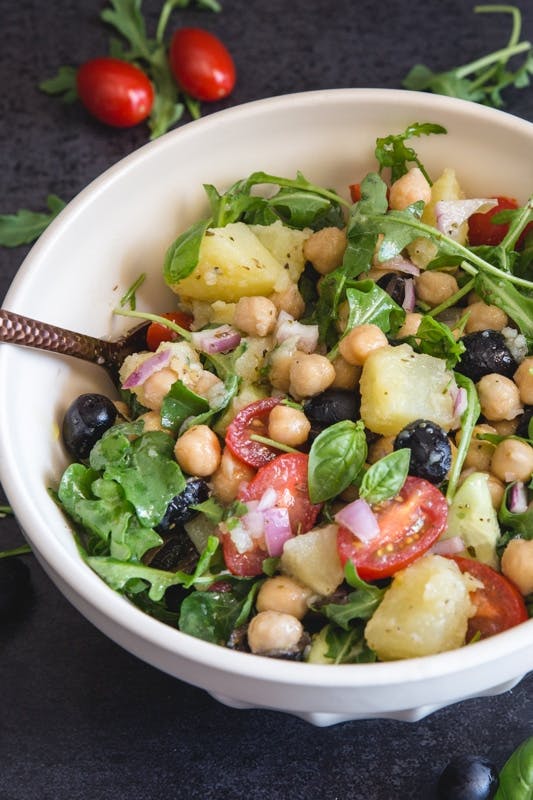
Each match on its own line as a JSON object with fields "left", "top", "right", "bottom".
{"left": 0, "top": 308, "right": 149, "bottom": 382}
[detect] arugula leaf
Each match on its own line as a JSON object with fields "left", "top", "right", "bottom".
{"left": 319, "top": 562, "right": 385, "bottom": 630}
{"left": 160, "top": 379, "right": 210, "bottom": 433}
{"left": 359, "top": 449, "right": 410, "bottom": 505}
{"left": 179, "top": 590, "right": 247, "bottom": 645}
{"left": 474, "top": 270, "right": 533, "bottom": 347}
{"left": 0, "top": 545, "right": 32, "bottom": 559}
{"left": 374, "top": 122, "right": 447, "bottom": 183}
{"left": 39, "top": 66, "right": 78, "bottom": 102}
{"left": 446, "top": 373, "right": 481, "bottom": 501}
{"left": 498, "top": 483, "right": 533, "bottom": 536}
{"left": 322, "top": 623, "right": 377, "bottom": 664}
{"left": 308, "top": 420, "right": 367, "bottom": 503}
{"left": 403, "top": 5, "right": 533, "bottom": 109}
{"left": 400, "top": 314, "right": 466, "bottom": 368}
{"left": 0, "top": 194, "right": 66, "bottom": 247}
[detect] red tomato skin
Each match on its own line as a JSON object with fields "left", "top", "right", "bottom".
{"left": 468, "top": 196, "right": 518, "bottom": 246}
{"left": 146, "top": 311, "right": 193, "bottom": 351}
{"left": 337, "top": 477, "right": 448, "bottom": 581}
{"left": 169, "top": 28, "right": 236, "bottom": 101}
{"left": 349, "top": 183, "right": 362, "bottom": 203}
{"left": 76, "top": 58, "right": 154, "bottom": 128}
{"left": 226, "top": 397, "right": 283, "bottom": 468}
{"left": 238, "top": 452, "right": 321, "bottom": 536}
{"left": 451, "top": 556, "right": 528, "bottom": 640}
{"left": 220, "top": 533, "right": 268, "bottom": 578}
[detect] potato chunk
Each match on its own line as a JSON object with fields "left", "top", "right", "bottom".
{"left": 171, "top": 222, "right": 291, "bottom": 302}
{"left": 364, "top": 555, "right": 476, "bottom": 660}
{"left": 359, "top": 343, "right": 458, "bottom": 436}
{"left": 280, "top": 524, "right": 344, "bottom": 597}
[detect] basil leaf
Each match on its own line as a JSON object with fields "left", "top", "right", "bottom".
{"left": 494, "top": 736, "right": 533, "bottom": 800}
{"left": 160, "top": 379, "right": 210, "bottom": 433}
{"left": 163, "top": 218, "right": 210, "bottom": 285}
{"left": 359, "top": 449, "right": 410, "bottom": 505}
{"left": 308, "top": 420, "right": 367, "bottom": 503}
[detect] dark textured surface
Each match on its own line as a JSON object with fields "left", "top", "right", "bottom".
{"left": 1, "top": 1, "right": 532, "bottom": 798}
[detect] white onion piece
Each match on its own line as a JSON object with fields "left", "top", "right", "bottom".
{"left": 191, "top": 325, "right": 241, "bottom": 354}
{"left": 257, "top": 487, "right": 278, "bottom": 511}
{"left": 275, "top": 312, "right": 319, "bottom": 354}
{"left": 402, "top": 278, "right": 416, "bottom": 312}
{"left": 431, "top": 536, "right": 465, "bottom": 556}
{"left": 453, "top": 387, "right": 468, "bottom": 417}
{"left": 242, "top": 510, "right": 265, "bottom": 540}
{"left": 263, "top": 507, "right": 292, "bottom": 557}
{"left": 122, "top": 349, "right": 171, "bottom": 389}
{"left": 435, "top": 199, "right": 498, "bottom": 237}
{"left": 379, "top": 254, "right": 420, "bottom": 277}
{"left": 508, "top": 481, "right": 528, "bottom": 514}
{"left": 243, "top": 500, "right": 260, "bottom": 513}
{"left": 229, "top": 522, "right": 254, "bottom": 554}
{"left": 334, "top": 498, "right": 380, "bottom": 543}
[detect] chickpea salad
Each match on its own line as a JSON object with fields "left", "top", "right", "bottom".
{"left": 56, "top": 122, "right": 533, "bottom": 664}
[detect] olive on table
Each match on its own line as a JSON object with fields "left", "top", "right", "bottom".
{"left": 394, "top": 419, "right": 451, "bottom": 484}
{"left": 456, "top": 330, "right": 517, "bottom": 383}
{"left": 155, "top": 478, "right": 210, "bottom": 535}
{"left": 437, "top": 754, "right": 499, "bottom": 800}
{"left": 0, "top": 557, "right": 31, "bottom": 617}
{"left": 62, "top": 393, "right": 117, "bottom": 459}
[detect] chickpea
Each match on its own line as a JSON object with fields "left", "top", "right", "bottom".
{"left": 486, "top": 474, "right": 505, "bottom": 509}
{"left": 501, "top": 538, "right": 533, "bottom": 596}
{"left": 268, "top": 404, "right": 311, "bottom": 447}
{"left": 289, "top": 352, "right": 336, "bottom": 398}
{"left": 491, "top": 418, "right": 519, "bottom": 437}
{"left": 210, "top": 447, "right": 255, "bottom": 504}
{"left": 331, "top": 354, "right": 361, "bottom": 390}
{"left": 247, "top": 610, "right": 303, "bottom": 655}
{"left": 193, "top": 369, "right": 223, "bottom": 399}
{"left": 142, "top": 367, "right": 177, "bottom": 411}
{"left": 464, "top": 301, "right": 508, "bottom": 334}
{"left": 138, "top": 411, "right": 171, "bottom": 434}
{"left": 490, "top": 439, "right": 533, "bottom": 483}
{"left": 456, "top": 424, "right": 496, "bottom": 472}
{"left": 368, "top": 435, "right": 395, "bottom": 464}
{"left": 269, "top": 284, "right": 305, "bottom": 319}
{"left": 303, "top": 227, "right": 347, "bottom": 275}
{"left": 233, "top": 296, "right": 277, "bottom": 337}
{"left": 415, "top": 271, "right": 459, "bottom": 308}
{"left": 397, "top": 312, "right": 423, "bottom": 339}
{"left": 256, "top": 576, "right": 314, "bottom": 620}
{"left": 174, "top": 424, "right": 221, "bottom": 477}
{"left": 514, "top": 357, "right": 533, "bottom": 405}
{"left": 338, "top": 323, "right": 388, "bottom": 366}
{"left": 389, "top": 167, "right": 431, "bottom": 211}
{"left": 476, "top": 374, "right": 523, "bottom": 421}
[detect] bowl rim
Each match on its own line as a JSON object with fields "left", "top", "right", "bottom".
{"left": 1, "top": 87, "right": 532, "bottom": 690}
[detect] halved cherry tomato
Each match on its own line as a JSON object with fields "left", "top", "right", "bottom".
{"left": 220, "top": 533, "right": 268, "bottom": 578}
{"left": 451, "top": 556, "right": 528, "bottom": 640}
{"left": 169, "top": 28, "right": 236, "bottom": 102}
{"left": 76, "top": 58, "right": 154, "bottom": 128}
{"left": 337, "top": 477, "right": 448, "bottom": 581}
{"left": 226, "top": 397, "right": 283, "bottom": 468}
{"left": 238, "top": 452, "right": 321, "bottom": 536}
{"left": 146, "top": 311, "right": 193, "bottom": 351}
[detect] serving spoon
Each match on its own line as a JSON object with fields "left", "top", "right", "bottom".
{"left": 0, "top": 308, "right": 149, "bottom": 385}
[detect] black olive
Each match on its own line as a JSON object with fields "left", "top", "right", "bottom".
{"left": 164, "top": 583, "right": 188, "bottom": 612}
{"left": 304, "top": 389, "right": 360, "bottom": 441}
{"left": 394, "top": 419, "right": 452, "bottom": 484}
{"left": 516, "top": 405, "right": 533, "bottom": 439}
{"left": 437, "top": 755, "right": 499, "bottom": 800}
{"left": 155, "top": 478, "right": 210, "bottom": 535}
{"left": 456, "top": 330, "right": 517, "bottom": 383}
{"left": 0, "top": 557, "right": 31, "bottom": 617}
{"left": 148, "top": 535, "right": 198, "bottom": 572}
{"left": 376, "top": 273, "right": 408, "bottom": 306}
{"left": 62, "top": 393, "right": 117, "bottom": 459}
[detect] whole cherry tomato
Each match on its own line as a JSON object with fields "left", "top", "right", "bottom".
{"left": 169, "top": 28, "right": 236, "bottom": 102}
{"left": 146, "top": 311, "right": 193, "bottom": 351}
{"left": 76, "top": 58, "right": 154, "bottom": 128}
{"left": 451, "top": 556, "right": 528, "bottom": 640}
{"left": 337, "top": 477, "right": 448, "bottom": 581}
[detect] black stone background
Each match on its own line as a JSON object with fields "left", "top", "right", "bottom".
{"left": 0, "top": 1, "right": 532, "bottom": 798}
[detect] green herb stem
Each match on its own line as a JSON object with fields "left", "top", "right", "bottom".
{"left": 0, "top": 545, "right": 31, "bottom": 559}
{"left": 456, "top": 41, "right": 531, "bottom": 81}
{"left": 426, "top": 278, "right": 476, "bottom": 318}
{"left": 119, "top": 273, "right": 146, "bottom": 310}
{"left": 113, "top": 307, "right": 192, "bottom": 341}
{"left": 0, "top": 505, "right": 13, "bottom": 516}
{"left": 249, "top": 434, "right": 299, "bottom": 454}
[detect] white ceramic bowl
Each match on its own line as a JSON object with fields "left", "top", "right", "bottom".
{"left": 1, "top": 89, "right": 532, "bottom": 726}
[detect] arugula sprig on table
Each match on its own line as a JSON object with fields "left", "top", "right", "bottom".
{"left": 0, "top": 195, "right": 66, "bottom": 248}
{"left": 40, "top": 0, "right": 222, "bottom": 139}
{"left": 403, "top": 5, "right": 533, "bottom": 107}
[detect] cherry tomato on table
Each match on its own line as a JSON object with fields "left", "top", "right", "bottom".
{"left": 225, "top": 397, "right": 283, "bottom": 468}
{"left": 451, "top": 556, "right": 528, "bottom": 640}
{"left": 146, "top": 311, "right": 193, "bottom": 351}
{"left": 337, "top": 477, "right": 448, "bottom": 581}
{"left": 76, "top": 58, "right": 154, "bottom": 128}
{"left": 169, "top": 28, "right": 236, "bottom": 102}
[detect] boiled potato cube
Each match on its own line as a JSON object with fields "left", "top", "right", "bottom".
{"left": 280, "top": 524, "right": 344, "bottom": 597}
{"left": 359, "top": 343, "right": 458, "bottom": 436}
{"left": 250, "top": 220, "right": 310, "bottom": 283}
{"left": 408, "top": 168, "right": 467, "bottom": 267}
{"left": 444, "top": 472, "right": 500, "bottom": 569}
{"left": 364, "top": 555, "right": 476, "bottom": 660}
{"left": 171, "top": 222, "right": 291, "bottom": 302}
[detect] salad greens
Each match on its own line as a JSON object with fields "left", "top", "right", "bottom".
{"left": 0, "top": 195, "right": 66, "bottom": 248}
{"left": 308, "top": 420, "right": 367, "bottom": 503}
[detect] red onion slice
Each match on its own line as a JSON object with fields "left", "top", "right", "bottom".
{"left": 508, "top": 481, "right": 528, "bottom": 514}
{"left": 402, "top": 278, "right": 416, "bottom": 312}
{"left": 435, "top": 199, "right": 498, "bottom": 237}
{"left": 191, "top": 325, "right": 241, "bottom": 354}
{"left": 379, "top": 254, "right": 420, "bottom": 277}
{"left": 431, "top": 536, "right": 465, "bottom": 556}
{"left": 263, "top": 507, "right": 292, "bottom": 557}
{"left": 275, "top": 311, "right": 319, "bottom": 354}
{"left": 453, "top": 387, "right": 468, "bottom": 417}
{"left": 334, "top": 498, "right": 380, "bottom": 543}
{"left": 122, "top": 349, "right": 171, "bottom": 389}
